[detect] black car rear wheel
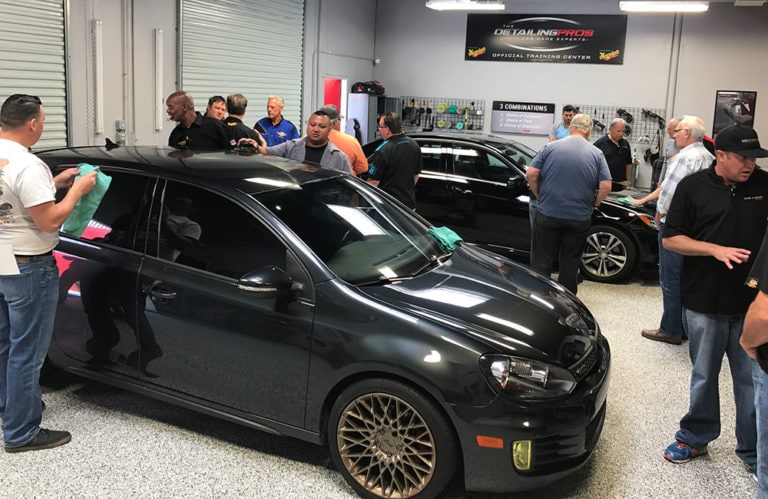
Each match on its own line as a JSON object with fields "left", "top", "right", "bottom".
{"left": 328, "top": 378, "right": 458, "bottom": 499}
{"left": 581, "top": 225, "right": 637, "bottom": 283}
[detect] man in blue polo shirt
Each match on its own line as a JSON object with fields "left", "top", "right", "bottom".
{"left": 527, "top": 113, "right": 612, "bottom": 294}
{"left": 253, "top": 95, "right": 300, "bottom": 146}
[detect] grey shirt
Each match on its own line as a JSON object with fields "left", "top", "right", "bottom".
{"left": 266, "top": 137, "right": 352, "bottom": 174}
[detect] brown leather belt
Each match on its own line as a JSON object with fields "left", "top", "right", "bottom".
{"left": 14, "top": 251, "right": 53, "bottom": 263}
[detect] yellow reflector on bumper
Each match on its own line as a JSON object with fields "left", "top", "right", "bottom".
{"left": 512, "top": 440, "right": 532, "bottom": 471}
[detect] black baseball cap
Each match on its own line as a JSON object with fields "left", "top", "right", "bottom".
{"left": 715, "top": 125, "right": 768, "bottom": 158}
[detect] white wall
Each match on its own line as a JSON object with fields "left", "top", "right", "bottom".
{"left": 373, "top": 1, "right": 768, "bottom": 152}
{"left": 673, "top": 6, "right": 768, "bottom": 138}
{"left": 68, "top": 0, "right": 176, "bottom": 147}
{"left": 303, "top": 0, "right": 377, "bottom": 124}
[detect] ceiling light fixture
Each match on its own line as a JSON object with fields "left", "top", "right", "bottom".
{"left": 619, "top": 1, "right": 709, "bottom": 12}
{"left": 426, "top": 0, "right": 506, "bottom": 11}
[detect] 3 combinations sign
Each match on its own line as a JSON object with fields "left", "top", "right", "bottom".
{"left": 465, "top": 14, "right": 627, "bottom": 65}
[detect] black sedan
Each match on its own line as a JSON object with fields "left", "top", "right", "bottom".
{"left": 40, "top": 146, "right": 609, "bottom": 498}
{"left": 366, "top": 133, "right": 659, "bottom": 283}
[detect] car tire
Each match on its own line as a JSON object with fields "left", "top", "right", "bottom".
{"left": 328, "top": 378, "right": 459, "bottom": 499}
{"left": 580, "top": 224, "right": 638, "bottom": 283}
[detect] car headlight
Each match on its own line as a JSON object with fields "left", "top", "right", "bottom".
{"left": 479, "top": 354, "right": 576, "bottom": 400}
{"left": 635, "top": 213, "right": 658, "bottom": 230}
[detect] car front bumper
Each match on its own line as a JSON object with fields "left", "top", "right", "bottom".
{"left": 447, "top": 335, "right": 611, "bottom": 494}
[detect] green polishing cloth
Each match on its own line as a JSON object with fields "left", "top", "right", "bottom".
{"left": 427, "top": 226, "right": 463, "bottom": 252}
{"left": 62, "top": 163, "right": 112, "bottom": 237}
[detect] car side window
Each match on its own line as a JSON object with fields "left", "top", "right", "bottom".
{"left": 56, "top": 168, "right": 153, "bottom": 251}
{"left": 150, "top": 181, "right": 288, "bottom": 280}
{"left": 452, "top": 145, "right": 514, "bottom": 183}
{"left": 418, "top": 142, "right": 445, "bottom": 173}
{"left": 479, "top": 153, "right": 516, "bottom": 183}
{"left": 452, "top": 145, "right": 482, "bottom": 179}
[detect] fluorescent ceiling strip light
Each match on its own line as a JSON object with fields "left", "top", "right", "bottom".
{"left": 426, "top": 1, "right": 506, "bottom": 11}
{"left": 619, "top": 1, "right": 709, "bottom": 12}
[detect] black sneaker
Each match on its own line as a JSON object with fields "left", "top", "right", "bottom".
{"left": 4, "top": 428, "right": 71, "bottom": 453}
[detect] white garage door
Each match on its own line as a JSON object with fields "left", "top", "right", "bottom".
{"left": 0, "top": 0, "right": 67, "bottom": 148}
{"left": 180, "top": 0, "right": 305, "bottom": 131}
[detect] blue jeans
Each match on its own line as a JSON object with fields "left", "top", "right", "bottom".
{"left": 658, "top": 223, "right": 684, "bottom": 337}
{"left": 0, "top": 255, "right": 59, "bottom": 447}
{"left": 753, "top": 360, "right": 768, "bottom": 498}
{"left": 675, "top": 308, "right": 756, "bottom": 469}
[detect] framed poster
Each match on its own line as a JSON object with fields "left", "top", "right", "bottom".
{"left": 713, "top": 90, "right": 756, "bottom": 135}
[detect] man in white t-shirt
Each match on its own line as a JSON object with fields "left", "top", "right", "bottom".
{"left": 0, "top": 94, "right": 97, "bottom": 453}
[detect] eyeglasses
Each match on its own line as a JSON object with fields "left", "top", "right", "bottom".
{"left": 673, "top": 128, "right": 689, "bottom": 135}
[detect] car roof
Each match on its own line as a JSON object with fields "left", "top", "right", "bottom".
{"left": 35, "top": 145, "right": 344, "bottom": 194}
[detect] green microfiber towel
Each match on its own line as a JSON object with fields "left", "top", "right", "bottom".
{"left": 62, "top": 163, "right": 112, "bottom": 237}
{"left": 616, "top": 196, "right": 636, "bottom": 207}
{"left": 427, "top": 226, "right": 463, "bottom": 252}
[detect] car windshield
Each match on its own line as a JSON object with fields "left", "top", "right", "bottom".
{"left": 255, "top": 177, "right": 447, "bottom": 285}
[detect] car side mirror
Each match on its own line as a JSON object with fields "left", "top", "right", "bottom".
{"left": 237, "top": 265, "right": 293, "bottom": 297}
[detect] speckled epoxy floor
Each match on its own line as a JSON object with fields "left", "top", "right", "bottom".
{"left": 1, "top": 279, "right": 759, "bottom": 498}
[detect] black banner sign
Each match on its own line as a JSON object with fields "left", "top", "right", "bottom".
{"left": 465, "top": 14, "right": 627, "bottom": 65}
{"left": 491, "top": 101, "right": 555, "bottom": 135}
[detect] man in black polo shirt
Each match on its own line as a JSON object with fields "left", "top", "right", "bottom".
{"left": 661, "top": 125, "right": 768, "bottom": 479}
{"left": 222, "top": 93, "right": 264, "bottom": 149}
{"left": 367, "top": 112, "right": 423, "bottom": 209}
{"left": 166, "top": 91, "right": 228, "bottom": 150}
{"left": 593, "top": 118, "right": 632, "bottom": 187}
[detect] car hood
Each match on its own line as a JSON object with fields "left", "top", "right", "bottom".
{"left": 356, "top": 244, "right": 599, "bottom": 366}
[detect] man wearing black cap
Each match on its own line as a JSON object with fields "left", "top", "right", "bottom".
{"left": 660, "top": 125, "right": 768, "bottom": 480}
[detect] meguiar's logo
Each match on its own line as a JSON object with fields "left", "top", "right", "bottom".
{"left": 599, "top": 50, "right": 620, "bottom": 61}
{"left": 467, "top": 47, "right": 487, "bottom": 58}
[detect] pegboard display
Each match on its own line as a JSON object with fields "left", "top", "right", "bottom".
{"left": 399, "top": 97, "right": 486, "bottom": 132}
{"left": 574, "top": 104, "right": 667, "bottom": 151}
{"left": 574, "top": 105, "right": 668, "bottom": 189}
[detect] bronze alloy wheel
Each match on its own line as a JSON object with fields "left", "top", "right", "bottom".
{"left": 330, "top": 379, "right": 457, "bottom": 498}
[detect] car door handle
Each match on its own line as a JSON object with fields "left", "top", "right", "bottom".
{"left": 449, "top": 186, "right": 473, "bottom": 195}
{"left": 145, "top": 285, "right": 177, "bottom": 300}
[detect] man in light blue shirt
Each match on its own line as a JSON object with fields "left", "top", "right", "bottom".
{"left": 642, "top": 115, "right": 715, "bottom": 345}
{"left": 548, "top": 104, "right": 576, "bottom": 142}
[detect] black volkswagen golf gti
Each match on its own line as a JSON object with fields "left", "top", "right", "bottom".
{"left": 39, "top": 146, "right": 609, "bottom": 498}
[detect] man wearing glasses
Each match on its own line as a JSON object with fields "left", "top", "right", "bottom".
{"left": 367, "top": 113, "right": 422, "bottom": 209}
{"left": 642, "top": 116, "right": 714, "bottom": 345}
